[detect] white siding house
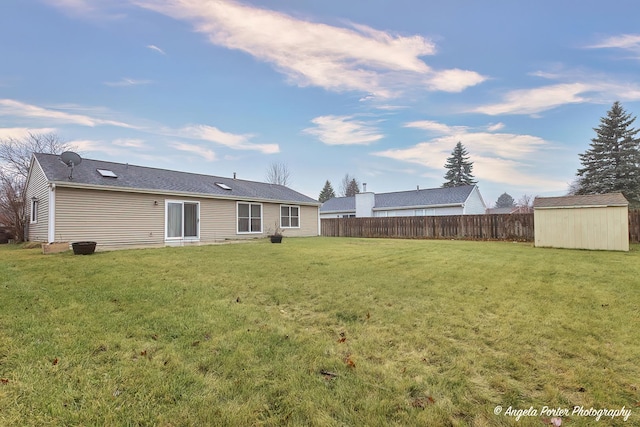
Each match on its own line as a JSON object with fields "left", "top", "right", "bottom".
{"left": 320, "top": 185, "right": 486, "bottom": 219}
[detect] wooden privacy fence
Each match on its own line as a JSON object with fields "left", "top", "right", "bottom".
{"left": 630, "top": 209, "right": 640, "bottom": 243}
{"left": 322, "top": 210, "right": 640, "bottom": 243}
{"left": 321, "top": 214, "right": 534, "bottom": 241}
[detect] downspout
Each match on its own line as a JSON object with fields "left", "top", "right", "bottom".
{"left": 48, "top": 183, "right": 56, "bottom": 243}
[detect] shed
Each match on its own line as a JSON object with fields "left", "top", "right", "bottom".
{"left": 533, "top": 193, "right": 629, "bottom": 251}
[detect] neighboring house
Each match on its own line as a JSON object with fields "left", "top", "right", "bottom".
{"left": 533, "top": 193, "right": 629, "bottom": 251}
{"left": 486, "top": 206, "right": 531, "bottom": 214}
{"left": 25, "top": 153, "right": 320, "bottom": 250}
{"left": 320, "top": 185, "right": 486, "bottom": 218}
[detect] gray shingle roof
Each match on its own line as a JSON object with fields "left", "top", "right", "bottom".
{"left": 34, "top": 153, "right": 319, "bottom": 205}
{"left": 320, "top": 196, "right": 355, "bottom": 212}
{"left": 534, "top": 193, "right": 628, "bottom": 208}
{"left": 320, "top": 185, "right": 475, "bottom": 212}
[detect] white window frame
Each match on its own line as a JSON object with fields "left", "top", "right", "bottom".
{"left": 280, "top": 205, "right": 300, "bottom": 229}
{"left": 30, "top": 198, "right": 38, "bottom": 223}
{"left": 165, "top": 200, "right": 200, "bottom": 241}
{"left": 237, "top": 202, "right": 263, "bottom": 234}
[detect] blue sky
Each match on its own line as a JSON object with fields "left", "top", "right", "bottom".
{"left": 2, "top": 0, "right": 640, "bottom": 206}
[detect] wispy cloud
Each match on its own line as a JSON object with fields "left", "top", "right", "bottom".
{"left": 113, "top": 138, "right": 147, "bottom": 148}
{"left": 42, "top": 0, "right": 128, "bottom": 19}
{"left": 304, "top": 115, "right": 384, "bottom": 145}
{"left": 374, "top": 119, "right": 563, "bottom": 189}
{"left": 170, "top": 124, "right": 279, "bottom": 154}
{"left": 0, "top": 127, "right": 57, "bottom": 140}
{"left": 587, "top": 33, "right": 640, "bottom": 54}
{"left": 470, "top": 83, "right": 591, "bottom": 116}
{"left": 0, "top": 99, "right": 137, "bottom": 128}
{"left": 103, "top": 78, "right": 153, "bottom": 87}
{"left": 146, "top": 44, "right": 166, "bottom": 54}
{"left": 170, "top": 142, "right": 217, "bottom": 161}
{"left": 134, "top": 0, "right": 485, "bottom": 98}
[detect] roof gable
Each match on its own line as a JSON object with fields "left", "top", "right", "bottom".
{"left": 33, "top": 153, "right": 319, "bottom": 205}
{"left": 534, "top": 193, "right": 628, "bottom": 208}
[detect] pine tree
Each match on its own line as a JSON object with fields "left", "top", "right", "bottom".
{"left": 576, "top": 101, "right": 640, "bottom": 206}
{"left": 442, "top": 141, "right": 476, "bottom": 187}
{"left": 345, "top": 179, "right": 360, "bottom": 197}
{"left": 318, "top": 180, "right": 336, "bottom": 203}
{"left": 495, "top": 192, "right": 515, "bottom": 208}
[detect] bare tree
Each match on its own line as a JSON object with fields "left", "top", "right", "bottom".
{"left": 516, "top": 194, "right": 534, "bottom": 213}
{"left": 339, "top": 173, "right": 360, "bottom": 197}
{"left": 265, "top": 161, "right": 291, "bottom": 186}
{"left": 0, "top": 132, "right": 73, "bottom": 241}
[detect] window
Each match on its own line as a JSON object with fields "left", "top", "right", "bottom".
{"left": 280, "top": 205, "right": 300, "bottom": 228}
{"left": 166, "top": 201, "right": 199, "bottom": 240}
{"left": 237, "top": 202, "right": 262, "bottom": 233}
{"left": 215, "top": 182, "right": 232, "bottom": 190}
{"left": 30, "top": 198, "right": 38, "bottom": 223}
{"left": 97, "top": 168, "right": 117, "bottom": 178}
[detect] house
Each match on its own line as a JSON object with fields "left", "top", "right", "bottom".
{"left": 25, "top": 153, "right": 320, "bottom": 250}
{"left": 485, "top": 206, "right": 532, "bottom": 214}
{"left": 320, "top": 185, "right": 486, "bottom": 218}
{"left": 533, "top": 193, "right": 629, "bottom": 251}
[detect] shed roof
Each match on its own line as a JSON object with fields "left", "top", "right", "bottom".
{"left": 320, "top": 185, "right": 475, "bottom": 212}
{"left": 533, "top": 193, "right": 628, "bottom": 209}
{"left": 33, "top": 153, "right": 319, "bottom": 205}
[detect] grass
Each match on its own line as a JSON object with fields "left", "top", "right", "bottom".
{"left": 0, "top": 237, "right": 639, "bottom": 426}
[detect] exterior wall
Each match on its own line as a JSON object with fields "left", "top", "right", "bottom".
{"left": 320, "top": 212, "right": 354, "bottom": 219}
{"left": 52, "top": 187, "right": 319, "bottom": 250}
{"left": 534, "top": 206, "right": 629, "bottom": 251}
{"left": 374, "top": 206, "right": 464, "bottom": 217}
{"left": 463, "top": 187, "right": 487, "bottom": 215}
{"left": 25, "top": 160, "right": 51, "bottom": 242}
{"left": 263, "top": 203, "right": 319, "bottom": 237}
{"left": 355, "top": 192, "right": 375, "bottom": 217}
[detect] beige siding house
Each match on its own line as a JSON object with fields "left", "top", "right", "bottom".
{"left": 26, "top": 153, "right": 320, "bottom": 250}
{"left": 533, "top": 193, "right": 629, "bottom": 251}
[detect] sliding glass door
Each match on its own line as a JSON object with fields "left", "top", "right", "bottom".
{"left": 166, "top": 201, "right": 199, "bottom": 240}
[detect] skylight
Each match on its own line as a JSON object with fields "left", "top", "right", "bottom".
{"left": 215, "top": 182, "right": 232, "bottom": 190}
{"left": 97, "top": 168, "right": 117, "bottom": 178}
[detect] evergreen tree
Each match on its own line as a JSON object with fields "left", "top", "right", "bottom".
{"left": 345, "top": 178, "right": 360, "bottom": 197}
{"left": 318, "top": 180, "right": 336, "bottom": 203}
{"left": 442, "top": 141, "right": 476, "bottom": 187}
{"left": 495, "top": 192, "right": 515, "bottom": 208}
{"left": 576, "top": 101, "right": 640, "bottom": 206}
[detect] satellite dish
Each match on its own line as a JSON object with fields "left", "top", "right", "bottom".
{"left": 60, "top": 151, "right": 82, "bottom": 179}
{"left": 60, "top": 151, "right": 82, "bottom": 167}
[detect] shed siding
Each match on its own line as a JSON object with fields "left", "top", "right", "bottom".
{"left": 53, "top": 187, "right": 319, "bottom": 249}
{"left": 534, "top": 206, "right": 629, "bottom": 251}
{"left": 26, "top": 160, "right": 50, "bottom": 242}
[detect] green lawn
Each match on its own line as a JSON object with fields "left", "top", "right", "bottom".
{"left": 0, "top": 238, "right": 638, "bottom": 426}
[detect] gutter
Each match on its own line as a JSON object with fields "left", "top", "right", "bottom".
{"left": 50, "top": 181, "right": 321, "bottom": 207}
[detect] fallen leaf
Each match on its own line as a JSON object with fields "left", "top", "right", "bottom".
{"left": 236, "top": 297, "right": 241, "bottom": 303}
{"left": 52, "top": 358, "right": 58, "bottom": 366}
{"left": 578, "top": 387, "right": 586, "bottom": 392}
{"left": 366, "top": 312, "right": 370, "bottom": 320}
{"left": 151, "top": 334, "right": 158, "bottom": 341}
{"left": 344, "top": 354, "right": 356, "bottom": 368}
{"left": 1, "top": 378, "right": 8, "bottom": 384}
{"left": 140, "top": 350, "right": 147, "bottom": 356}
{"left": 191, "top": 341, "right": 200, "bottom": 347}
{"left": 337, "top": 337, "right": 346, "bottom": 343}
